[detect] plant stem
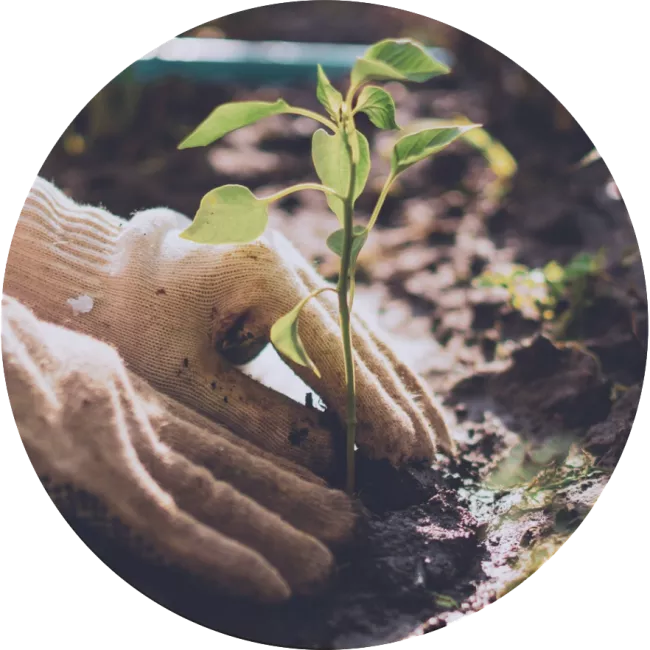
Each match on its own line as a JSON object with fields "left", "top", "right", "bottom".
{"left": 263, "top": 183, "right": 338, "bottom": 204}
{"left": 287, "top": 107, "right": 337, "bottom": 131}
{"left": 345, "top": 84, "right": 360, "bottom": 109}
{"left": 345, "top": 175, "right": 394, "bottom": 313}
{"left": 365, "top": 173, "right": 396, "bottom": 232}
{"left": 339, "top": 124, "right": 358, "bottom": 495}
{"left": 291, "top": 286, "right": 338, "bottom": 314}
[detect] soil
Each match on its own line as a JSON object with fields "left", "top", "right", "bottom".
{"left": 36, "top": 10, "right": 646, "bottom": 648}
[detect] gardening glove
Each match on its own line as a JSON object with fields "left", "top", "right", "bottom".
{"left": 5, "top": 177, "right": 454, "bottom": 477}
{"left": 2, "top": 294, "right": 356, "bottom": 603}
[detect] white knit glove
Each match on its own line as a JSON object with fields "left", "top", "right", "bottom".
{"left": 5, "top": 177, "right": 453, "bottom": 476}
{"left": 2, "top": 295, "right": 355, "bottom": 602}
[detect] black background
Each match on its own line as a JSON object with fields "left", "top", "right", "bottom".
{"left": 2, "top": 3, "right": 648, "bottom": 648}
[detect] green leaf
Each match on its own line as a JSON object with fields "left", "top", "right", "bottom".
{"left": 400, "top": 117, "right": 517, "bottom": 180}
{"left": 563, "top": 252, "right": 603, "bottom": 279}
{"left": 391, "top": 124, "right": 479, "bottom": 175}
{"left": 350, "top": 38, "right": 449, "bottom": 88}
{"left": 355, "top": 86, "right": 399, "bottom": 130}
{"left": 180, "top": 185, "right": 268, "bottom": 245}
{"left": 316, "top": 65, "right": 343, "bottom": 122}
{"left": 178, "top": 99, "right": 290, "bottom": 149}
{"left": 271, "top": 300, "right": 320, "bottom": 377}
{"left": 326, "top": 225, "right": 368, "bottom": 267}
{"left": 312, "top": 129, "right": 370, "bottom": 223}
{"left": 434, "top": 594, "right": 459, "bottom": 610}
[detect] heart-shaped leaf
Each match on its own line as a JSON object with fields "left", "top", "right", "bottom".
{"left": 391, "top": 124, "right": 479, "bottom": 175}
{"left": 316, "top": 65, "right": 343, "bottom": 122}
{"left": 178, "top": 99, "right": 290, "bottom": 149}
{"left": 355, "top": 86, "right": 399, "bottom": 130}
{"left": 180, "top": 185, "right": 268, "bottom": 244}
{"left": 350, "top": 38, "right": 449, "bottom": 88}
{"left": 326, "top": 225, "right": 368, "bottom": 267}
{"left": 271, "top": 300, "right": 320, "bottom": 377}
{"left": 312, "top": 129, "right": 370, "bottom": 223}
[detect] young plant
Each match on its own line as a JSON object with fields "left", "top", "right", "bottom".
{"left": 475, "top": 250, "right": 606, "bottom": 334}
{"left": 177, "top": 38, "right": 479, "bottom": 493}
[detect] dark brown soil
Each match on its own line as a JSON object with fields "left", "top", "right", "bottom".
{"left": 35, "top": 4, "right": 646, "bottom": 648}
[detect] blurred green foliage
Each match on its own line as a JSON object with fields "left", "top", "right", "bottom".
{"left": 474, "top": 250, "right": 606, "bottom": 330}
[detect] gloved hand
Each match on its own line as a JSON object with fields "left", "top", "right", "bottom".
{"left": 5, "top": 177, "right": 453, "bottom": 477}
{"left": 2, "top": 295, "right": 356, "bottom": 603}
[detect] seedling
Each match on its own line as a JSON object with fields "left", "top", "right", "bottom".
{"left": 177, "top": 38, "right": 479, "bottom": 493}
{"left": 475, "top": 250, "right": 606, "bottom": 333}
